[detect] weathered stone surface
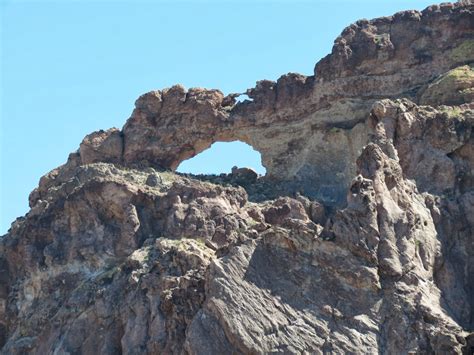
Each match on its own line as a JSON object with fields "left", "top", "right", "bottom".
{"left": 187, "top": 143, "right": 466, "bottom": 354}
{"left": 79, "top": 128, "right": 123, "bottom": 165}
{"left": 1, "top": 165, "right": 253, "bottom": 354}
{"left": 419, "top": 65, "right": 474, "bottom": 106}
{"left": 1, "top": 2, "right": 474, "bottom": 354}
{"left": 86, "top": 1, "right": 473, "bottom": 205}
{"left": 369, "top": 99, "right": 473, "bottom": 195}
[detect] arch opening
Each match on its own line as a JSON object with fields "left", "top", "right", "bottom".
{"left": 235, "top": 94, "right": 254, "bottom": 103}
{"left": 176, "top": 141, "right": 265, "bottom": 176}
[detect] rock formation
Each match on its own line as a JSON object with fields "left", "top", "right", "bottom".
{"left": 1, "top": 2, "right": 473, "bottom": 354}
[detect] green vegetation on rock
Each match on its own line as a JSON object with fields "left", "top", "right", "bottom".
{"left": 420, "top": 65, "right": 474, "bottom": 106}
{"left": 450, "top": 40, "right": 474, "bottom": 63}
{"left": 439, "top": 106, "right": 464, "bottom": 119}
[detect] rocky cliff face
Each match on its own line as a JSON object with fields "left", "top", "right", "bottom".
{"left": 1, "top": 2, "right": 473, "bottom": 354}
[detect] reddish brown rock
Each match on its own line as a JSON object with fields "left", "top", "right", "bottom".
{"left": 1, "top": 2, "right": 473, "bottom": 354}
{"left": 74, "top": 1, "right": 471, "bottom": 206}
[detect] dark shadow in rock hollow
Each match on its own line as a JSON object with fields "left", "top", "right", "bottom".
{"left": 177, "top": 172, "right": 347, "bottom": 211}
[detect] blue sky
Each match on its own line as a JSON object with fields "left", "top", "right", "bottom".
{"left": 1, "top": 0, "right": 437, "bottom": 234}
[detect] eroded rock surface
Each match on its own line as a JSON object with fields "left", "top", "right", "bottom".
{"left": 1, "top": 2, "right": 474, "bottom": 354}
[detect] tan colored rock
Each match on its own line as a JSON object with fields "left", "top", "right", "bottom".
{"left": 369, "top": 98, "right": 473, "bottom": 194}
{"left": 1, "top": 2, "right": 474, "bottom": 354}
{"left": 419, "top": 65, "right": 474, "bottom": 106}
{"left": 112, "top": 2, "right": 473, "bottom": 205}
{"left": 79, "top": 128, "right": 123, "bottom": 165}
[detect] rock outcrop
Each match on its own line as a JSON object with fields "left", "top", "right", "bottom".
{"left": 1, "top": 2, "right": 473, "bottom": 354}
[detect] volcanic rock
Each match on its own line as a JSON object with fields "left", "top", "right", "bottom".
{"left": 1, "top": 2, "right": 473, "bottom": 354}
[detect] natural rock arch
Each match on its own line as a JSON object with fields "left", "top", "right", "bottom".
{"left": 78, "top": 4, "right": 473, "bottom": 206}
{"left": 119, "top": 83, "right": 367, "bottom": 204}
{"left": 10, "top": 4, "right": 474, "bottom": 354}
{"left": 176, "top": 141, "right": 265, "bottom": 175}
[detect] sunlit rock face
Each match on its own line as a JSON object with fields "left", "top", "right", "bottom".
{"left": 1, "top": 2, "right": 474, "bottom": 354}
{"left": 118, "top": 2, "right": 472, "bottom": 205}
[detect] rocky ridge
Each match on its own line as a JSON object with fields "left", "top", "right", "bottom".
{"left": 1, "top": 2, "right": 474, "bottom": 354}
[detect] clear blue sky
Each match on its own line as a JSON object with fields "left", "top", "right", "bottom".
{"left": 1, "top": 0, "right": 437, "bottom": 234}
